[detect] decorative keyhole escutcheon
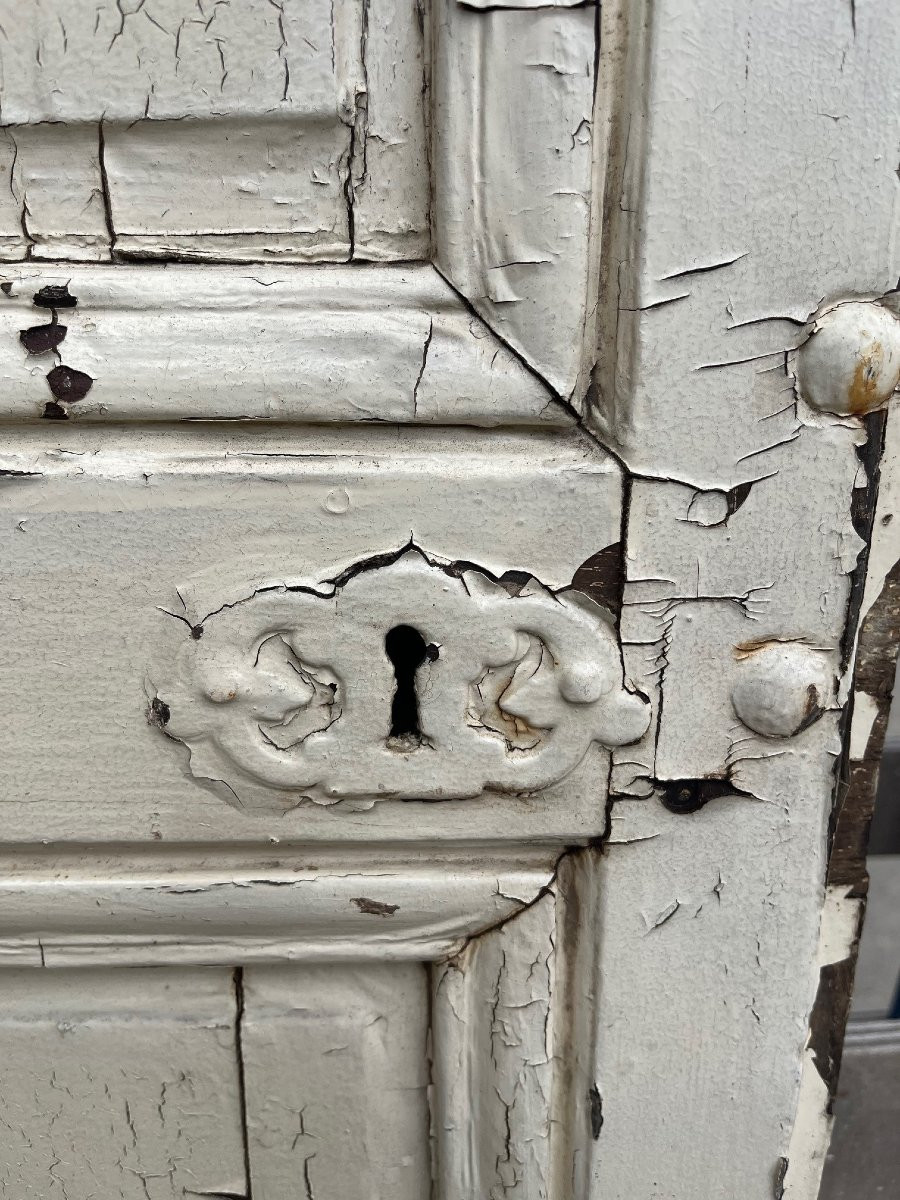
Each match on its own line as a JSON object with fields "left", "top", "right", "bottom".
{"left": 152, "top": 548, "right": 650, "bottom": 811}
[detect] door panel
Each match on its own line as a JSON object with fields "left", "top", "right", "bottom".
{"left": 0, "top": 425, "right": 623, "bottom": 844}
{"left": 0, "top": 965, "right": 432, "bottom": 1198}
{"left": 0, "top": 1, "right": 896, "bottom": 1197}
{"left": 241, "top": 965, "right": 430, "bottom": 1200}
{"left": 0, "top": 968, "right": 246, "bottom": 1198}
{"left": 0, "top": 0, "right": 429, "bottom": 263}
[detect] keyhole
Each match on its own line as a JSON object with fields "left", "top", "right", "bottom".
{"left": 384, "top": 625, "right": 437, "bottom": 740}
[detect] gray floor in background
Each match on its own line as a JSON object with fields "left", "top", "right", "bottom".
{"left": 819, "top": 855, "right": 899, "bottom": 1198}
{"left": 820, "top": 1020, "right": 900, "bottom": 1199}
{"left": 848, "top": 856, "right": 900, "bottom": 1019}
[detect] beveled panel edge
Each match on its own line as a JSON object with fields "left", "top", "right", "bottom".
{"left": 0, "top": 850, "right": 557, "bottom": 968}
{"left": 432, "top": 850, "right": 598, "bottom": 1200}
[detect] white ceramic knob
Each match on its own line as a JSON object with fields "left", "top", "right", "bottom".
{"left": 731, "top": 641, "right": 833, "bottom": 738}
{"left": 795, "top": 301, "right": 900, "bottom": 416}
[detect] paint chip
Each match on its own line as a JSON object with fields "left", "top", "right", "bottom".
{"left": 47, "top": 364, "right": 93, "bottom": 404}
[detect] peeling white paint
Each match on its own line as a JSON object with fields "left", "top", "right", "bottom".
{"left": 0, "top": 969, "right": 247, "bottom": 1198}
{"left": 433, "top": 0, "right": 598, "bottom": 399}
{"left": 590, "top": 795, "right": 836, "bottom": 1198}
{"left": 241, "top": 964, "right": 430, "bottom": 1199}
{"left": 0, "top": 424, "right": 622, "bottom": 845}
{"left": 433, "top": 887, "right": 561, "bottom": 1198}
{"left": 0, "top": 0, "right": 429, "bottom": 263}
{"left": 782, "top": 885, "right": 863, "bottom": 1200}
{"left": 590, "top": 0, "right": 900, "bottom": 488}
{"left": 848, "top": 690, "right": 880, "bottom": 761}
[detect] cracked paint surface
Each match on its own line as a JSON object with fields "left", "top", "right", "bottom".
{"left": 0, "top": 262, "right": 568, "bottom": 425}
{"left": 0, "top": 422, "right": 622, "bottom": 844}
{"left": 0, "top": 969, "right": 246, "bottom": 1200}
{"left": 0, "top": 0, "right": 430, "bottom": 263}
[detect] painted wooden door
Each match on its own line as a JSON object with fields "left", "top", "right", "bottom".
{"left": 0, "top": 3, "right": 897, "bottom": 1198}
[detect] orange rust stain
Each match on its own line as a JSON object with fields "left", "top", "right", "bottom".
{"left": 847, "top": 340, "right": 885, "bottom": 415}
{"left": 733, "top": 636, "right": 805, "bottom": 660}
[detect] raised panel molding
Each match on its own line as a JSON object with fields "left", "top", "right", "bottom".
{"left": 0, "top": 263, "right": 564, "bottom": 425}
{"left": 432, "top": 0, "right": 598, "bottom": 401}
{"left": 0, "top": 0, "right": 430, "bottom": 263}
{"left": 0, "top": 0, "right": 600, "bottom": 407}
{"left": 433, "top": 892, "right": 560, "bottom": 1199}
{"left": 0, "top": 847, "right": 559, "bottom": 967}
{"left": 433, "top": 850, "right": 598, "bottom": 1200}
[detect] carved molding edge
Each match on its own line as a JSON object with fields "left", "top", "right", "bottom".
{"left": 0, "top": 264, "right": 562, "bottom": 425}
{"left": 0, "top": 849, "right": 557, "bottom": 968}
